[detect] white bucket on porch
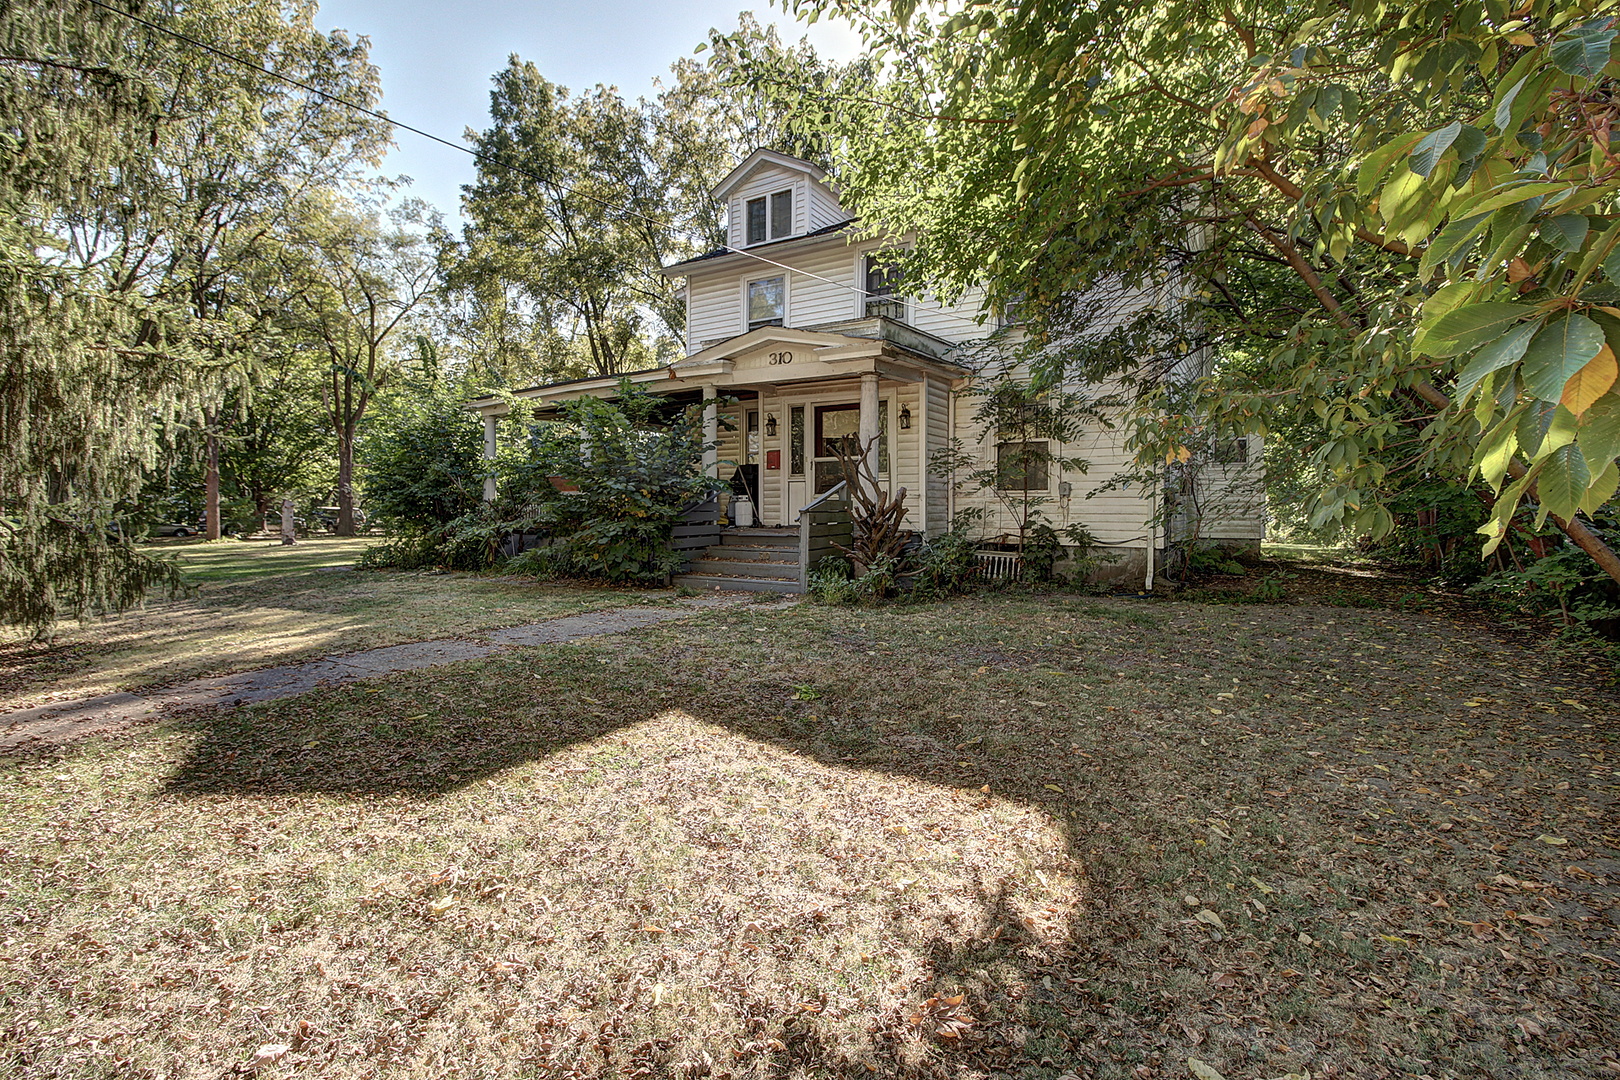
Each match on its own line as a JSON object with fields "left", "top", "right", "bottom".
{"left": 733, "top": 496, "right": 753, "bottom": 527}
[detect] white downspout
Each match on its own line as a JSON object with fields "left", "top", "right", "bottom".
{"left": 1145, "top": 466, "right": 1157, "bottom": 592}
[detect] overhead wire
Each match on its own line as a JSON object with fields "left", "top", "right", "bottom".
{"left": 83, "top": 0, "right": 995, "bottom": 333}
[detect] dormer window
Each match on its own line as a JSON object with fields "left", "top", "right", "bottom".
{"left": 864, "top": 253, "right": 905, "bottom": 321}
{"left": 746, "top": 189, "right": 793, "bottom": 245}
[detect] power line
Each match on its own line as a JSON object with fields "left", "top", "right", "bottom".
{"left": 83, "top": 0, "right": 993, "bottom": 333}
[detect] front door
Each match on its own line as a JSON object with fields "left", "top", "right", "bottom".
{"left": 813, "top": 403, "right": 860, "bottom": 494}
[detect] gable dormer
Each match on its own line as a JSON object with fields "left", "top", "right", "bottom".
{"left": 713, "top": 149, "right": 845, "bottom": 249}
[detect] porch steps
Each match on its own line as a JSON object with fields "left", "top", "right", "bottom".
{"left": 674, "top": 527, "right": 804, "bottom": 594}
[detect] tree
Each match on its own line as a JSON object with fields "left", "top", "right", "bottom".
{"left": 731, "top": 0, "right": 1620, "bottom": 584}
{"left": 0, "top": 0, "right": 384, "bottom": 633}
{"left": 284, "top": 198, "right": 441, "bottom": 535}
{"left": 455, "top": 63, "right": 680, "bottom": 382}
{"left": 218, "top": 350, "right": 334, "bottom": 531}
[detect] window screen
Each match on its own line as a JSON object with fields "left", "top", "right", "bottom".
{"left": 864, "top": 253, "right": 905, "bottom": 321}
{"left": 996, "top": 441, "right": 1049, "bottom": 491}
{"left": 746, "top": 197, "right": 766, "bottom": 244}
{"left": 770, "top": 190, "right": 792, "bottom": 239}
{"left": 748, "top": 276, "right": 784, "bottom": 330}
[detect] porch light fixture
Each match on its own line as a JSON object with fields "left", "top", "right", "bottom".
{"left": 898, "top": 405, "right": 912, "bottom": 430}
{"left": 765, "top": 413, "right": 778, "bottom": 436}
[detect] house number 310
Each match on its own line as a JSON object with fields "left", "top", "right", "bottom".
{"left": 767, "top": 351, "right": 793, "bottom": 365}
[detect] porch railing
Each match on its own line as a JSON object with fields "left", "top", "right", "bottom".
{"left": 672, "top": 495, "right": 725, "bottom": 571}
{"left": 797, "top": 481, "right": 852, "bottom": 591}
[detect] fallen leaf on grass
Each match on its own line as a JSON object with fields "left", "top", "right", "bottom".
{"left": 1188, "top": 1059, "right": 1227, "bottom": 1080}
{"left": 1536, "top": 834, "right": 1568, "bottom": 846}
{"left": 1194, "top": 909, "right": 1225, "bottom": 930}
{"left": 255, "top": 1044, "right": 290, "bottom": 1062}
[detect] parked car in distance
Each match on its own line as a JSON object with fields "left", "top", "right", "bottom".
{"left": 313, "top": 506, "right": 367, "bottom": 531}
{"left": 153, "top": 522, "right": 197, "bottom": 537}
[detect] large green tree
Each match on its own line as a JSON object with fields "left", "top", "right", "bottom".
{"left": 283, "top": 197, "right": 441, "bottom": 535}
{"left": 0, "top": 0, "right": 385, "bottom": 632}
{"left": 454, "top": 63, "right": 680, "bottom": 383}
{"left": 730, "top": 0, "right": 1620, "bottom": 583}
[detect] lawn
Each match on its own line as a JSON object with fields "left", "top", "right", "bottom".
{"left": 1, "top": 589, "right": 1615, "bottom": 1079}
{"left": 0, "top": 537, "right": 648, "bottom": 712}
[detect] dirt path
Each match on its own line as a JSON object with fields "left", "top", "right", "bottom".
{"left": 0, "top": 593, "right": 772, "bottom": 750}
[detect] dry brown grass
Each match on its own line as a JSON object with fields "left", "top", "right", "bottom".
{"left": 1, "top": 589, "right": 1616, "bottom": 1079}
{"left": 0, "top": 537, "right": 645, "bottom": 711}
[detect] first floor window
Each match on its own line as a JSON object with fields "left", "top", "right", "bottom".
{"left": 748, "top": 276, "right": 784, "bottom": 330}
{"left": 996, "top": 441, "right": 1050, "bottom": 491}
{"left": 789, "top": 406, "right": 805, "bottom": 475}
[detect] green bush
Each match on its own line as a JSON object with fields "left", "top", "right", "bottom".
{"left": 913, "top": 525, "right": 981, "bottom": 597}
{"left": 1470, "top": 515, "right": 1620, "bottom": 646}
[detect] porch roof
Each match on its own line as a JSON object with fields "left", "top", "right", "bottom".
{"left": 464, "top": 319, "right": 968, "bottom": 418}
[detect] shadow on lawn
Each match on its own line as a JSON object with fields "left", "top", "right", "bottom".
{"left": 158, "top": 642, "right": 1206, "bottom": 1074}
{"left": 157, "top": 614, "right": 1617, "bottom": 1078}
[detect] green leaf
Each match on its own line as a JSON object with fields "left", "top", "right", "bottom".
{"left": 1522, "top": 315, "right": 1606, "bottom": 402}
{"left": 1493, "top": 74, "right": 1528, "bottom": 131}
{"left": 1452, "top": 124, "right": 1488, "bottom": 162}
{"left": 1536, "top": 444, "right": 1591, "bottom": 527}
{"left": 1577, "top": 392, "right": 1620, "bottom": 475}
{"left": 1453, "top": 321, "right": 1538, "bottom": 404}
{"left": 1448, "top": 181, "right": 1571, "bottom": 221}
{"left": 1420, "top": 213, "right": 1490, "bottom": 281}
{"left": 1479, "top": 468, "right": 1538, "bottom": 555}
{"left": 1540, "top": 214, "right": 1591, "bottom": 252}
{"left": 1473, "top": 411, "right": 1521, "bottom": 489}
{"left": 1419, "top": 302, "right": 1528, "bottom": 356}
{"left": 1357, "top": 132, "right": 1425, "bottom": 199}
{"left": 1549, "top": 23, "right": 1618, "bottom": 78}
{"left": 1410, "top": 121, "right": 1461, "bottom": 177}
{"left": 1581, "top": 459, "right": 1620, "bottom": 516}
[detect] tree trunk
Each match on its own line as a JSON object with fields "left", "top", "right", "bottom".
{"left": 204, "top": 412, "right": 221, "bottom": 541}
{"left": 280, "top": 498, "right": 297, "bottom": 546}
{"left": 336, "top": 431, "right": 355, "bottom": 536}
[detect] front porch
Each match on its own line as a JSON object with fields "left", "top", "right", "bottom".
{"left": 466, "top": 318, "right": 966, "bottom": 542}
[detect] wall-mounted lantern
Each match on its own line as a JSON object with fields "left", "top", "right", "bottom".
{"left": 765, "top": 413, "right": 778, "bottom": 437}
{"left": 898, "top": 405, "right": 912, "bottom": 430}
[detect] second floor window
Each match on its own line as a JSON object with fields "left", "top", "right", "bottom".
{"left": 864, "top": 253, "right": 905, "bottom": 321}
{"left": 746, "top": 189, "right": 794, "bottom": 244}
{"left": 748, "top": 276, "right": 785, "bottom": 330}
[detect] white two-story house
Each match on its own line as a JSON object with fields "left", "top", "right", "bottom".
{"left": 467, "top": 148, "right": 1261, "bottom": 591}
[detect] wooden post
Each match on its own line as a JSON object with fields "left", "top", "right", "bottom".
{"left": 483, "top": 414, "right": 499, "bottom": 503}
{"left": 858, "top": 372, "right": 879, "bottom": 497}
{"left": 702, "top": 385, "right": 718, "bottom": 480}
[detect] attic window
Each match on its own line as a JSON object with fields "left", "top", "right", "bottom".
{"left": 746, "top": 189, "right": 794, "bottom": 244}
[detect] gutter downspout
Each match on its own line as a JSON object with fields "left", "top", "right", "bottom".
{"left": 946, "top": 383, "right": 956, "bottom": 524}
{"left": 1145, "top": 465, "right": 1157, "bottom": 592}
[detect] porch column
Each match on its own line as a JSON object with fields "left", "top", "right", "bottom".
{"left": 702, "top": 384, "right": 719, "bottom": 480}
{"left": 917, "top": 375, "right": 930, "bottom": 534}
{"left": 482, "top": 413, "right": 498, "bottom": 503}
{"left": 858, "top": 372, "right": 880, "bottom": 494}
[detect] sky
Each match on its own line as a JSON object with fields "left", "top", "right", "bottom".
{"left": 314, "top": 0, "right": 866, "bottom": 225}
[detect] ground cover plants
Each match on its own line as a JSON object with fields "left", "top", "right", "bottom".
{"left": 1, "top": 581, "right": 1615, "bottom": 1079}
